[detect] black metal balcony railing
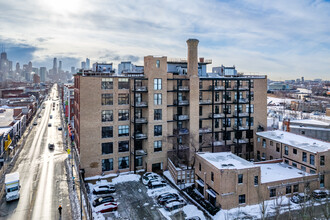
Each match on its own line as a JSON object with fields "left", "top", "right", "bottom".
{"left": 178, "top": 86, "right": 189, "bottom": 91}
{"left": 174, "top": 114, "right": 189, "bottom": 120}
{"left": 199, "top": 99, "right": 212, "bottom": 104}
{"left": 133, "top": 133, "right": 147, "bottom": 139}
{"left": 134, "top": 101, "right": 148, "bottom": 107}
{"left": 234, "top": 111, "right": 249, "bottom": 117}
{"left": 173, "top": 128, "right": 189, "bottom": 135}
{"left": 199, "top": 127, "right": 212, "bottom": 133}
{"left": 174, "top": 100, "right": 189, "bottom": 105}
{"left": 209, "top": 113, "right": 225, "bottom": 118}
{"left": 134, "top": 117, "right": 148, "bottom": 123}
{"left": 134, "top": 86, "right": 148, "bottom": 92}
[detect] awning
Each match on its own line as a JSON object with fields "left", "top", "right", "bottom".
{"left": 206, "top": 189, "right": 217, "bottom": 198}
{"left": 195, "top": 179, "right": 204, "bottom": 187}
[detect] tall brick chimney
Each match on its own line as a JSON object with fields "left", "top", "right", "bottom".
{"left": 186, "top": 39, "right": 199, "bottom": 76}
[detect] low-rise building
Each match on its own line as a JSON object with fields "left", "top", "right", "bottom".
{"left": 194, "top": 152, "right": 318, "bottom": 209}
{"left": 289, "top": 119, "right": 330, "bottom": 142}
{"left": 255, "top": 130, "right": 330, "bottom": 189}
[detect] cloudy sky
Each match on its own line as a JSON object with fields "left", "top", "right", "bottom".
{"left": 0, "top": 0, "right": 329, "bottom": 80}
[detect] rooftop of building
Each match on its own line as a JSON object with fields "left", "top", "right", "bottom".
{"left": 0, "top": 109, "right": 14, "bottom": 127}
{"left": 197, "top": 152, "right": 258, "bottom": 169}
{"left": 258, "top": 162, "right": 313, "bottom": 183}
{"left": 0, "top": 127, "right": 11, "bottom": 136}
{"left": 256, "top": 130, "right": 330, "bottom": 153}
{"left": 290, "top": 119, "right": 330, "bottom": 127}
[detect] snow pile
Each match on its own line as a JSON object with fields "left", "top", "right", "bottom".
{"left": 111, "top": 174, "right": 140, "bottom": 184}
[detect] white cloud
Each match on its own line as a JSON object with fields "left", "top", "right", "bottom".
{"left": 0, "top": 0, "right": 329, "bottom": 80}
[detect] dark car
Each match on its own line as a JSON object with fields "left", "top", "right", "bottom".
{"left": 48, "top": 123, "right": 52, "bottom": 127}
{"left": 93, "top": 196, "right": 115, "bottom": 207}
{"left": 58, "top": 126, "right": 62, "bottom": 131}
{"left": 93, "top": 184, "right": 116, "bottom": 195}
{"left": 157, "top": 193, "right": 179, "bottom": 205}
{"left": 312, "top": 190, "right": 328, "bottom": 200}
{"left": 33, "top": 122, "right": 37, "bottom": 126}
{"left": 164, "top": 200, "right": 186, "bottom": 212}
{"left": 48, "top": 143, "right": 55, "bottom": 150}
{"left": 148, "top": 181, "right": 166, "bottom": 189}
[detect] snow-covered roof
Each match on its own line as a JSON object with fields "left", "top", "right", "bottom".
{"left": 290, "top": 119, "right": 330, "bottom": 127}
{"left": 256, "top": 130, "right": 330, "bottom": 153}
{"left": 290, "top": 125, "right": 330, "bottom": 131}
{"left": 259, "top": 163, "right": 312, "bottom": 183}
{"left": 197, "top": 152, "right": 258, "bottom": 169}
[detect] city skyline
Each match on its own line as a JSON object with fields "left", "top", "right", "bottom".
{"left": 0, "top": 0, "right": 330, "bottom": 80}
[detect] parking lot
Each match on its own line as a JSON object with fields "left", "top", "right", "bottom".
{"left": 87, "top": 173, "right": 206, "bottom": 220}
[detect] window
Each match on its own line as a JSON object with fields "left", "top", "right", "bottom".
{"left": 101, "top": 94, "right": 113, "bottom": 105}
{"left": 293, "top": 184, "right": 299, "bottom": 192}
{"left": 238, "top": 174, "right": 243, "bottom": 184}
{"left": 118, "top": 78, "right": 129, "bottom": 89}
{"left": 302, "top": 152, "right": 307, "bottom": 162}
{"left": 257, "top": 137, "right": 260, "bottom": 142}
{"left": 209, "top": 172, "right": 214, "bottom": 182}
{"left": 199, "top": 135, "right": 202, "bottom": 143}
{"left": 270, "top": 141, "right": 273, "bottom": 146}
{"left": 293, "top": 148, "right": 297, "bottom": 154}
{"left": 254, "top": 176, "right": 258, "bottom": 186}
{"left": 223, "top": 118, "right": 231, "bottom": 127}
{"left": 310, "top": 169, "right": 316, "bottom": 174}
{"left": 246, "top": 104, "right": 254, "bottom": 113}
{"left": 154, "top": 109, "right": 162, "bottom": 120}
{"left": 118, "top": 125, "right": 129, "bottom": 137}
{"left": 199, "top": 106, "right": 203, "bottom": 116}
{"left": 320, "top": 174, "right": 325, "bottom": 187}
{"left": 262, "top": 139, "right": 266, "bottom": 148}
{"left": 286, "top": 185, "right": 292, "bottom": 194}
{"left": 199, "top": 163, "right": 201, "bottom": 171}
{"left": 102, "top": 126, "right": 113, "bottom": 138}
{"left": 156, "top": 60, "right": 160, "bottom": 68}
{"left": 310, "top": 154, "right": 315, "bottom": 165}
{"left": 292, "top": 162, "right": 297, "bottom": 167}
{"left": 118, "top": 156, "right": 129, "bottom": 169}
{"left": 285, "top": 159, "right": 289, "bottom": 164}
{"left": 136, "top": 156, "right": 143, "bottom": 167}
{"left": 118, "top": 141, "right": 129, "bottom": 152}
{"left": 270, "top": 156, "right": 273, "bottom": 160}
{"left": 276, "top": 146, "right": 280, "bottom": 152}
{"left": 270, "top": 188, "right": 276, "bottom": 197}
{"left": 320, "top": 156, "right": 325, "bottom": 166}
{"left": 257, "top": 151, "right": 260, "bottom": 160}
{"left": 239, "top": 194, "right": 246, "bottom": 204}
{"left": 301, "top": 166, "right": 306, "bottom": 171}
{"left": 247, "top": 117, "right": 254, "bottom": 126}
{"left": 301, "top": 131, "right": 305, "bottom": 135}
{"left": 118, "top": 110, "right": 129, "bottom": 121}
{"left": 102, "top": 142, "right": 113, "bottom": 154}
{"left": 199, "top": 120, "right": 202, "bottom": 129}
{"left": 154, "top": 78, "right": 162, "bottom": 90}
{"left": 101, "top": 78, "right": 113, "bottom": 89}
{"left": 102, "top": 158, "right": 113, "bottom": 171}
{"left": 102, "top": 110, "right": 113, "bottom": 122}
{"left": 154, "top": 94, "right": 162, "bottom": 105}
{"left": 154, "top": 125, "right": 162, "bottom": 136}
{"left": 154, "top": 140, "right": 162, "bottom": 152}
{"left": 215, "top": 119, "right": 219, "bottom": 128}
{"left": 118, "top": 94, "right": 129, "bottom": 105}
{"left": 223, "top": 131, "right": 231, "bottom": 140}
{"left": 284, "top": 146, "right": 288, "bottom": 155}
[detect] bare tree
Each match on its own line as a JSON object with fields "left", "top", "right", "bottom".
{"left": 258, "top": 190, "right": 269, "bottom": 220}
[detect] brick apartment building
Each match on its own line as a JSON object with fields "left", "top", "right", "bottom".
{"left": 255, "top": 130, "right": 330, "bottom": 189}
{"left": 74, "top": 39, "right": 267, "bottom": 177}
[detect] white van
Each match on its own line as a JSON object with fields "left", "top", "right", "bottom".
{"left": 5, "top": 172, "right": 20, "bottom": 202}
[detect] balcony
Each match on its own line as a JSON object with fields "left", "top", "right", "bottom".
{"left": 239, "top": 87, "right": 249, "bottom": 90}
{"left": 134, "top": 101, "right": 148, "bottom": 107}
{"left": 199, "top": 99, "right": 212, "bottom": 105}
{"left": 133, "top": 86, "right": 148, "bottom": 92}
{"left": 233, "top": 125, "right": 249, "bottom": 130}
{"left": 174, "top": 114, "right": 189, "bottom": 120}
{"left": 173, "top": 128, "right": 189, "bottom": 135}
{"left": 233, "top": 138, "right": 249, "bottom": 144}
{"left": 174, "top": 100, "right": 189, "bottom": 105}
{"left": 213, "top": 141, "right": 225, "bottom": 146}
{"left": 178, "top": 86, "right": 189, "bottom": 91}
{"left": 234, "top": 111, "right": 249, "bottom": 117}
{"left": 209, "top": 113, "right": 225, "bottom": 118}
{"left": 199, "top": 127, "right": 212, "bottom": 133}
{"left": 134, "top": 117, "right": 148, "bottom": 124}
{"left": 132, "top": 133, "right": 148, "bottom": 140}
{"left": 234, "top": 98, "right": 249, "bottom": 103}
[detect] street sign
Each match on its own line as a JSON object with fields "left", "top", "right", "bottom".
{"left": 67, "top": 149, "right": 71, "bottom": 154}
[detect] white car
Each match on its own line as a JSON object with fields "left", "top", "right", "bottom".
{"left": 142, "top": 173, "right": 161, "bottom": 185}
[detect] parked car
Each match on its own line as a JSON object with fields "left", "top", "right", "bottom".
{"left": 186, "top": 217, "right": 201, "bottom": 220}
{"left": 157, "top": 193, "right": 179, "bottom": 205}
{"left": 164, "top": 200, "right": 186, "bottom": 212}
{"left": 291, "top": 193, "right": 310, "bottom": 203}
{"left": 312, "top": 190, "right": 328, "bottom": 200}
{"left": 50, "top": 115, "right": 53, "bottom": 119}
{"left": 148, "top": 181, "right": 166, "bottom": 189}
{"left": 48, "top": 123, "right": 52, "bottom": 127}
{"left": 142, "top": 173, "right": 161, "bottom": 185}
{"left": 48, "top": 143, "right": 55, "bottom": 150}
{"left": 38, "top": 115, "right": 41, "bottom": 118}
{"left": 95, "top": 202, "right": 118, "bottom": 213}
{"left": 93, "top": 184, "right": 116, "bottom": 195}
{"left": 93, "top": 195, "right": 115, "bottom": 207}
{"left": 33, "top": 122, "right": 37, "bottom": 126}
{"left": 58, "top": 126, "right": 62, "bottom": 131}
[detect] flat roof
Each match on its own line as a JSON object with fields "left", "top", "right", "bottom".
{"left": 256, "top": 130, "right": 330, "bottom": 153}
{"left": 197, "top": 152, "right": 258, "bottom": 169}
{"left": 290, "top": 119, "right": 330, "bottom": 127}
{"left": 0, "top": 109, "right": 14, "bottom": 127}
{"left": 259, "top": 163, "right": 312, "bottom": 183}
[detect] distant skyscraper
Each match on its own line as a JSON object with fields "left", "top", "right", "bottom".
{"left": 81, "top": 61, "right": 86, "bottom": 69}
{"left": 53, "top": 58, "right": 58, "bottom": 74}
{"left": 40, "top": 67, "right": 47, "bottom": 82}
{"left": 86, "top": 58, "right": 90, "bottom": 70}
{"left": 28, "top": 61, "right": 32, "bottom": 72}
{"left": 59, "top": 60, "right": 62, "bottom": 73}
{"left": 16, "top": 62, "right": 20, "bottom": 73}
{"left": 71, "top": 67, "right": 75, "bottom": 74}
{"left": 301, "top": 77, "right": 304, "bottom": 82}
{"left": 8, "top": 61, "right": 12, "bottom": 72}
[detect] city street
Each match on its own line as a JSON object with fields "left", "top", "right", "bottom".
{"left": 0, "top": 86, "right": 72, "bottom": 220}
